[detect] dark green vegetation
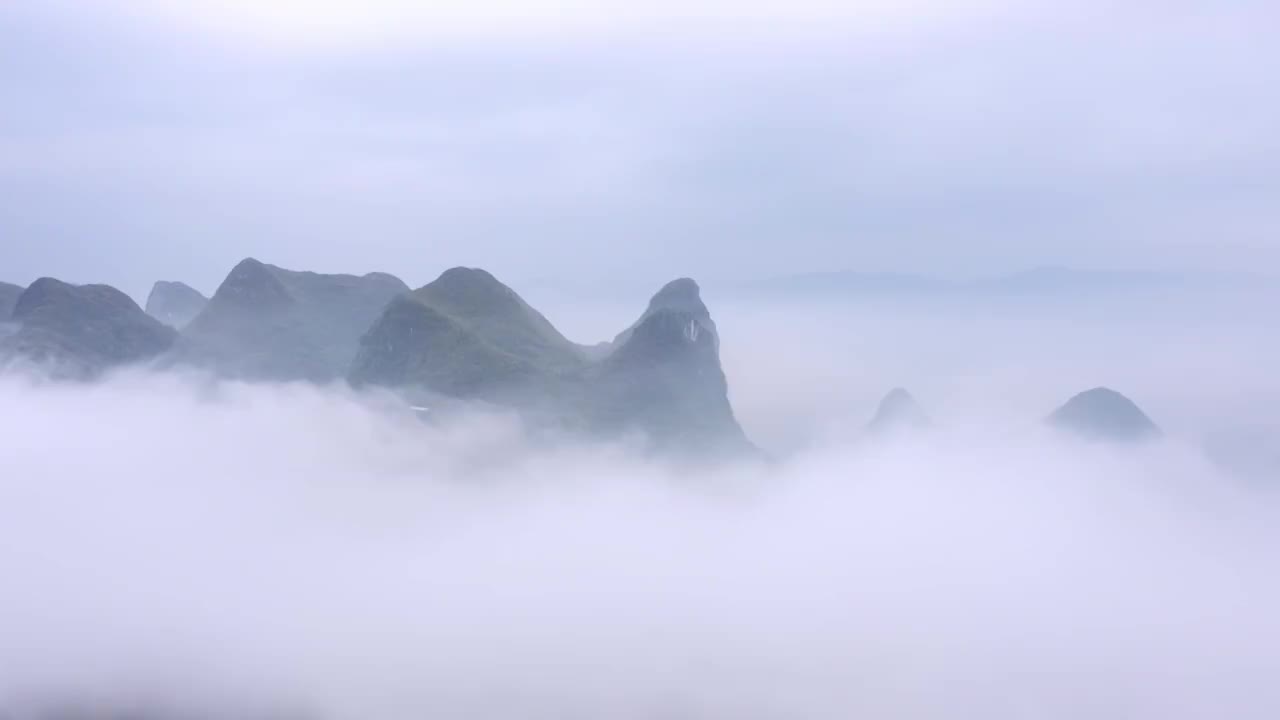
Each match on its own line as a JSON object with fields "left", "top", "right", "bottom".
{"left": 0, "top": 278, "right": 176, "bottom": 379}
{"left": 351, "top": 271, "right": 751, "bottom": 456}
{"left": 145, "top": 280, "right": 208, "bottom": 328}
{"left": 1047, "top": 387, "right": 1161, "bottom": 443}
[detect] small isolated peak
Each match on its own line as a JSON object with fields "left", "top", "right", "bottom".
{"left": 882, "top": 387, "right": 913, "bottom": 406}
{"left": 867, "top": 387, "right": 930, "bottom": 434}
{"left": 222, "top": 257, "right": 278, "bottom": 288}
{"left": 1048, "top": 387, "right": 1160, "bottom": 443}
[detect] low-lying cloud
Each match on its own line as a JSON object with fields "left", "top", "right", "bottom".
{"left": 1, "top": 355, "right": 1277, "bottom": 718}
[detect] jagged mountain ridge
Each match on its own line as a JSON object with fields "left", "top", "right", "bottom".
{"left": 145, "top": 280, "right": 208, "bottom": 328}
{"left": 0, "top": 277, "right": 176, "bottom": 378}
{"left": 352, "top": 269, "right": 751, "bottom": 455}
{"left": 172, "top": 258, "right": 410, "bottom": 382}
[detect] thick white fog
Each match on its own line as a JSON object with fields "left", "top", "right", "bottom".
{"left": 2, "top": 295, "right": 1279, "bottom": 719}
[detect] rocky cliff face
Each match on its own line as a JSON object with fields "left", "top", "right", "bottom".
{"left": 608, "top": 277, "right": 718, "bottom": 350}
{"left": 0, "top": 278, "right": 176, "bottom": 378}
{"left": 173, "top": 258, "right": 409, "bottom": 382}
{"left": 588, "top": 290, "right": 749, "bottom": 455}
{"left": 144, "top": 280, "right": 208, "bottom": 328}
{"left": 1048, "top": 387, "right": 1161, "bottom": 443}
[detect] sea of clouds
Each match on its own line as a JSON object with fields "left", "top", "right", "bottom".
{"left": 1, "top": 292, "right": 1277, "bottom": 719}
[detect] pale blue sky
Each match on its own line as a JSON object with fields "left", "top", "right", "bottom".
{"left": 1, "top": 0, "right": 1277, "bottom": 299}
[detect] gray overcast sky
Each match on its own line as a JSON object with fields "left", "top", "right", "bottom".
{"left": 1, "top": 0, "right": 1277, "bottom": 299}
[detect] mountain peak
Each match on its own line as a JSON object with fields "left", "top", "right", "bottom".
{"left": 210, "top": 258, "right": 292, "bottom": 309}
{"left": 866, "top": 387, "right": 931, "bottom": 435}
{"left": 1048, "top": 387, "right": 1160, "bottom": 443}
{"left": 14, "top": 277, "right": 141, "bottom": 320}
{"left": 648, "top": 277, "right": 706, "bottom": 314}
{"left": 2, "top": 278, "right": 174, "bottom": 378}
{"left": 613, "top": 277, "right": 716, "bottom": 349}
{"left": 592, "top": 282, "right": 750, "bottom": 456}
{"left": 145, "top": 281, "right": 208, "bottom": 328}
{"left": 416, "top": 267, "right": 522, "bottom": 316}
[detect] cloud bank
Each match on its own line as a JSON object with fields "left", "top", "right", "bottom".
{"left": 1, "top": 357, "right": 1277, "bottom": 718}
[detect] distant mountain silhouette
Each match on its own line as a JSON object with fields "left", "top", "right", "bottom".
{"left": 749, "top": 266, "right": 1278, "bottom": 300}
{"left": 0, "top": 281, "right": 22, "bottom": 320}
{"left": 1047, "top": 387, "right": 1161, "bottom": 443}
{"left": 352, "top": 270, "right": 752, "bottom": 456}
{"left": 0, "top": 277, "right": 176, "bottom": 378}
{"left": 171, "top": 258, "right": 409, "bottom": 382}
{"left": 751, "top": 272, "right": 953, "bottom": 299}
{"left": 866, "top": 387, "right": 931, "bottom": 435}
{"left": 145, "top": 280, "right": 208, "bottom": 328}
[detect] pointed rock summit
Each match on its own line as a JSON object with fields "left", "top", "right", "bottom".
{"left": 1048, "top": 387, "right": 1160, "bottom": 443}
{"left": 173, "top": 258, "right": 408, "bottom": 381}
{"left": 589, "top": 278, "right": 749, "bottom": 455}
{"left": 0, "top": 277, "right": 175, "bottom": 378}
{"left": 145, "top": 280, "right": 208, "bottom": 328}
{"left": 611, "top": 277, "right": 717, "bottom": 348}
{"left": 866, "top": 387, "right": 931, "bottom": 435}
